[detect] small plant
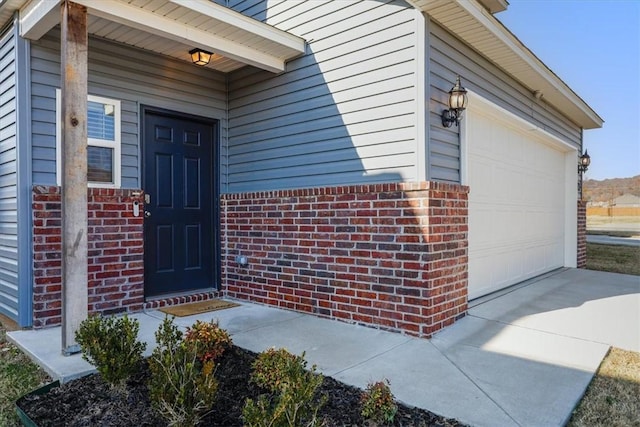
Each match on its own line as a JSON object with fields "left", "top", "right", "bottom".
{"left": 148, "top": 316, "right": 218, "bottom": 427}
{"left": 361, "top": 379, "right": 397, "bottom": 426}
{"left": 75, "top": 314, "right": 146, "bottom": 390}
{"left": 243, "top": 348, "right": 325, "bottom": 427}
{"left": 184, "top": 319, "right": 232, "bottom": 363}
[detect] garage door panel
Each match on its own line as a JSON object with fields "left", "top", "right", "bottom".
{"left": 495, "top": 165, "right": 521, "bottom": 201}
{"left": 547, "top": 242, "right": 564, "bottom": 268}
{"left": 471, "top": 207, "right": 494, "bottom": 243}
{"left": 506, "top": 250, "right": 525, "bottom": 281}
{"left": 468, "top": 107, "right": 568, "bottom": 300}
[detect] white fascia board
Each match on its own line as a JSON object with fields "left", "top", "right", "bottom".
{"left": 455, "top": 0, "right": 603, "bottom": 129}
{"left": 169, "top": 0, "right": 305, "bottom": 54}
{"left": 72, "top": 0, "right": 291, "bottom": 73}
{"left": 19, "top": 0, "right": 59, "bottom": 39}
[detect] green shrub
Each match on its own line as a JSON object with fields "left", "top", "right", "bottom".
{"left": 184, "top": 319, "right": 232, "bottom": 363}
{"left": 148, "top": 316, "right": 218, "bottom": 427}
{"left": 74, "top": 314, "right": 146, "bottom": 390}
{"left": 360, "top": 379, "right": 397, "bottom": 426}
{"left": 243, "top": 348, "right": 325, "bottom": 427}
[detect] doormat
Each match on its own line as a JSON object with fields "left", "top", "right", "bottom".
{"left": 158, "top": 300, "right": 240, "bottom": 317}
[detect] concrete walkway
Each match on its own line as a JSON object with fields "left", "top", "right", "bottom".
{"left": 8, "top": 268, "right": 640, "bottom": 427}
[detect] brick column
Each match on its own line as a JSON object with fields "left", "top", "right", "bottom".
{"left": 221, "top": 181, "right": 469, "bottom": 338}
{"left": 577, "top": 200, "right": 587, "bottom": 268}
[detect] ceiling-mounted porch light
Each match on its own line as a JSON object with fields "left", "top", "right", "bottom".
{"left": 189, "top": 48, "right": 213, "bottom": 66}
{"left": 442, "top": 76, "right": 468, "bottom": 128}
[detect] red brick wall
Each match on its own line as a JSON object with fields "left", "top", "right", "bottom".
{"left": 221, "top": 182, "right": 469, "bottom": 338}
{"left": 32, "top": 186, "right": 145, "bottom": 328}
{"left": 577, "top": 200, "right": 587, "bottom": 268}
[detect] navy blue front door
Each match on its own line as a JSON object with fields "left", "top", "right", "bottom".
{"left": 143, "top": 109, "right": 217, "bottom": 297}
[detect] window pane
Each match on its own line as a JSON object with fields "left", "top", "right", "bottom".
{"left": 88, "top": 146, "right": 113, "bottom": 183}
{"left": 88, "top": 101, "right": 115, "bottom": 140}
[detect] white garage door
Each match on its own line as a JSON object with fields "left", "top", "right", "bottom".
{"left": 466, "top": 95, "right": 576, "bottom": 299}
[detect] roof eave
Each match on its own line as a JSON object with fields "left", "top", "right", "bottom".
{"left": 409, "top": 0, "right": 603, "bottom": 129}
{"left": 7, "top": 0, "right": 305, "bottom": 74}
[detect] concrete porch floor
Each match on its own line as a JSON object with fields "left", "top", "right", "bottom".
{"left": 8, "top": 268, "right": 640, "bottom": 427}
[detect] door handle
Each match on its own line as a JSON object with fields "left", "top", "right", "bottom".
{"left": 144, "top": 210, "right": 151, "bottom": 218}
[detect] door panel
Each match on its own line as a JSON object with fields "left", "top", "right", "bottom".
{"left": 143, "top": 110, "right": 217, "bottom": 297}
{"left": 467, "top": 108, "right": 566, "bottom": 299}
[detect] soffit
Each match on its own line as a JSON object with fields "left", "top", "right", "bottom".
{"left": 408, "top": 0, "right": 602, "bottom": 129}
{"left": 0, "top": 0, "right": 23, "bottom": 29}
{"left": 7, "top": 0, "right": 305, "bottom": 73}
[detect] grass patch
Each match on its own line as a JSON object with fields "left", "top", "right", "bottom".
{"left": 586, "top": 243, "right": 640, "bottom": 276}
{"left": 569, "top": 348, "right": 640, "bottom": 426}
{"left": 0, "top": 323, "right": 51, "bottom": 427}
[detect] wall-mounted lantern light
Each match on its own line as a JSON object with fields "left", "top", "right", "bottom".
{"left": 578, "top": 150, "right": 591, "bottom": 173}
{"left": 442, "top": 76, "right": 468, "bottom": 128}
{"left": 189, "top": 48, "right": 213, "bottom": 66}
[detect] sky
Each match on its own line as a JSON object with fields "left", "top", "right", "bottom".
{"left": 496, "top": 0, "right": 640, "bottom": 181}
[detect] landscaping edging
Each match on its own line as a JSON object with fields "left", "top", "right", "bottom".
{"left": 15, "top": 381, "right": 60, "bottom": 427}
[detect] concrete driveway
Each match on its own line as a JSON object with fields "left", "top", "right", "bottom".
{"left": 9, "top": 268, "right": 640, "bottom": 427}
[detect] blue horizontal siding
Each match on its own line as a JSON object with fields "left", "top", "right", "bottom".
{"left": 226, "top": 0, "right": 420, "bottom": 192}
{"left": 30, "top": 30, "right": 228, "bottom": 189}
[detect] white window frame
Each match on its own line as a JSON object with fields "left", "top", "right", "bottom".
{"left": 56, "top": 89, "right": 122, "bottom": 188}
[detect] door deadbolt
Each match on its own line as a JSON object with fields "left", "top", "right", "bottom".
{"left": 144, "top": 210, "right": 151, "bottom": 218}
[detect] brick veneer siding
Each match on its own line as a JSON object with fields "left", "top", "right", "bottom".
{"left": 577, "top": 200, "right": 587, "bottom": 268}
{"left": 32, "top": 186, "right": 145, "bottom": 328}
{"left": 221, "top": 182, "right": 469, "bottom": 337}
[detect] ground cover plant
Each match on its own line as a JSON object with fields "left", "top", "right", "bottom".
{"left": 74, "top": 314, "right": 147, "bottom": 391}
{"left": 243, "top": 348, "right": 326, "bottom": 427}
{"left": 149, "top": 317, "right": 220, "bottom": 426}
{"left": 360, "top": 379, "right": 398, "bottom": 426}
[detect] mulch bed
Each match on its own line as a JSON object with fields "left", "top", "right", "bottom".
{"left": 17, "top": 345, "right": 465, "bottom": 426}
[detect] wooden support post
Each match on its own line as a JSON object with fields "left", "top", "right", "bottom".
{"left": 60, "top": 0, "right": 88, "bottom": 355}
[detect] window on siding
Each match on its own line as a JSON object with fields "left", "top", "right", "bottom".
{"left": 56, "top": 90, "right": 121, "bottom": 188}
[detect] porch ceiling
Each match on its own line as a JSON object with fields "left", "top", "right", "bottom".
{"left": 407, "top": 0, "right": 603, "bottom": 129}
{"left": 13, "top": 0, "right": 306, "bottom": 73}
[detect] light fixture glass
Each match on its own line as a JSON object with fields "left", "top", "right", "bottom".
{"left": 448, "top": 76, "right": 468, "bottom": 110}
{"left": 189, "top": 48, "right": 213, "bottom": 66}
{"left": 442, "top": 76, "right": 468, "bottom": 128}
{"left": 578, "top": 150, "right": 591, "bottom": 172}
